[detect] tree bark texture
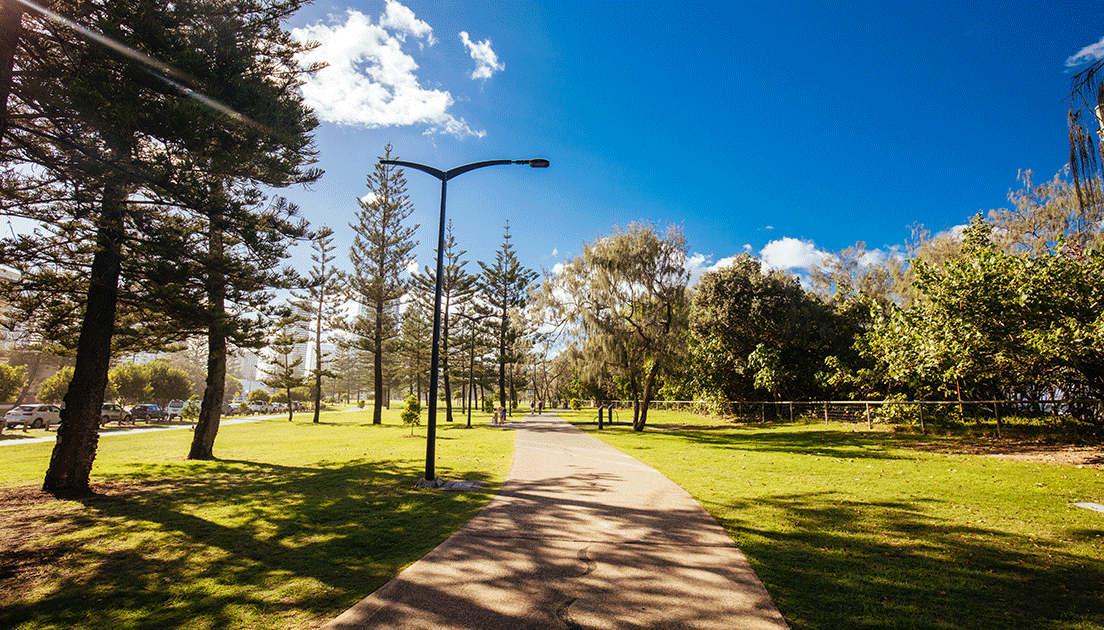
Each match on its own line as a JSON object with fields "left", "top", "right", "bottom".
{"left": 190, "top": 220, "right": 226, "bottom": 460}
{"left": 43, "top": 189, "right": 126, "bottom": 495}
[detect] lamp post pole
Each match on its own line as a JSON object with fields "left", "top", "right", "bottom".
{"left": 379, "top": 158, "right": 549, "bottom": 485}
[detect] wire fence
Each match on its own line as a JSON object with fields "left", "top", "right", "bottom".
{"left": 592, "top": 398, "right": 1103, "bottom": 433}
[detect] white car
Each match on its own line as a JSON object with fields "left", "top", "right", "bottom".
{"left": 4, "top": 404, "right": 62, "bottom": 430}
{"left": 247, "top": 401, "right": 272, "bottom": 414}
{"left": 165, "top": 400, "right": 186, "bottom": 419}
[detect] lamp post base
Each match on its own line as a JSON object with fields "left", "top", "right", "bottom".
{"left": 415, "top": 477, "right": 445, "bottom": 489}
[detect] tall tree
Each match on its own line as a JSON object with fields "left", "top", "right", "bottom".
{"left": 348, "top": 144, "right": 418, "bottom": 424}
{"left": 412, "top": 221, "right": 477, "bottom": 421}
{"left": 478, "top": 222, "right": 537, "bottom": 415}
{"left": 0, "top": 0, "right": 319, "bottom": 494}
{"left": 291, "top": 226, "right": 344, "bottom": 423}
{"left": 541, "top": 222, "right": 689, "bottom": 430}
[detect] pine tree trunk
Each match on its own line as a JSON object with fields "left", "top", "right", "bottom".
{"left": 43, "top": 187, "right": 126, "bottom": 496}
{"left": 373, "top": 303, "right": 383, "bottom": 425}
{"left": 190, "top": 327, "right": 226, "bottom": 460}
{"left": 0, "top": 0, "right": 23, "bottom": 145}
{"left": 190, "top": 218, "right": 226, "bottom": 461}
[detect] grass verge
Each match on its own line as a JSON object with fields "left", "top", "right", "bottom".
{"left": 563, "top": 409, "right": 1104, "bottom": 630}
{"left": 0, "top": 408, "right": 513, "bottom": 630}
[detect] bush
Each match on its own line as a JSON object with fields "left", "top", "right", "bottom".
{"left": 569, "top": 398, "right": 582, "bottom": 411}
{"left": 181, "top": 395, "right": 201, "bottom": 421}
{"left": 400, "top": 394, "right": 421, "bottom": 435}
{"left": 357, "top": 399, "right": 366, "bottom": 409}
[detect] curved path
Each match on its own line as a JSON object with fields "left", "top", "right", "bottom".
{"left": 324, "top": 413, "right": 789, "bottom": 630}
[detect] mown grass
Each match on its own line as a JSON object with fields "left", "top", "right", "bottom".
{"left": 0, "top": 407, "right": 513, "bottom": 630}
{"left": 563, "top": 409, "right": 1104, "bottom": 630}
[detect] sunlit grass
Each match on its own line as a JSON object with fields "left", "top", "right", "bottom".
{"left": 0, "top": 407, "right": 513, "bottom": 630}
{"left": 563, "top": 409, "right": 1104, "bottom": 630}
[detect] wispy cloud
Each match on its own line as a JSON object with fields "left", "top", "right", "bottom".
{"left": 291, "top": 1, "right": 484, "bottom": 137}
{"left": 1067, "top": 36, "right": 1104, "bottom": 67}
{"left": 459, "top": 31, "right": 505, "bottom": 80}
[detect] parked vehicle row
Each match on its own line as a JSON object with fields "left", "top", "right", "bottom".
{"left": 2, "top": 400, "right": 260, "bottom": 432}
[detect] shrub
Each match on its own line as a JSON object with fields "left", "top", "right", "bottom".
{"left": 357, "top": 399, "right": 366, "bottom": 409}
{"left": 181, "top": 395, "right": 201, "bottom": 420}
{"left": 400, "top": 394, "right": 421, "bottom": 435}
{"left": 569, "top": 398, "right": 582, "bottom": 411}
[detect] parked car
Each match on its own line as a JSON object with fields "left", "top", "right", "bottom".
{"left": 247, "top": 401, "right": 272, "bottom": 414}
{"left": 3, "top": 404, "right": 62, "bottom": 430}
{"left": 101, "top": 403, "right": 133, "bottom": 425}
{"left": 129, "top": 404, "right": 166, "bottom": 422}
{"left": 166, "top": 400, "right": 186, "bottom": 419}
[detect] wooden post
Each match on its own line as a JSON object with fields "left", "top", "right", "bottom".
{"left": 866, "top": 402, "right": 871, "bottom": 429}
{"left": 824, "top": 402, "right": 829, "bottom": 425}
{"left": 919, "top": 403, "right": 925, "bottom": 432}
{"left": 789, "top": 402, "right": 794, "bottom": 422}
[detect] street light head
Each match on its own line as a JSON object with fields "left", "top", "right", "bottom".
{"left": 528, "top": 159, "right": 550, "bottom": 168}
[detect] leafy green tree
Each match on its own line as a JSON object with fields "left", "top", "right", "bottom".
{"left": 291, "top": 226, "right": 344, "bottom": 423}
{"left": 0, "top": 363, "right": 25, "bottom": 402}
{"left": 479, "top": 222, "right": 538, "bottom": 415}
{"left": 347, "top": 144, "right": 418, "bottom": 425}
{"left": 37, "top": 367, "right": 73, "bottom": 404}
{"left": 400, "top": 393, "right": 421, "bottom": 436}
{"left": 689, "top": 254, "right": 850, "bottom": 403}
{"left": 247, "top": 389, "right": 270, "bottom": 404}
{"left": 541, "top": 222, "right": 689, "bottom": 431}
{"left": 223, "top": 375, "right": 243, "bottom": 404}
{"left": 145, "top": 361, "right": 193, "bottom": 407}
{"left": 109, "top": 363, "right": 151, "bottom": 405}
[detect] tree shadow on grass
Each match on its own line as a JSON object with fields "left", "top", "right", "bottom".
{"left": 0, "top": 457, "right": 500, "bottom": 630}
{"left": 711, "top": 490, "right": 1104, "bottom": 630}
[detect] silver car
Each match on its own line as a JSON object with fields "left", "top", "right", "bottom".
{"left": 4, "top": 404, "right": 62, "bottom": 430}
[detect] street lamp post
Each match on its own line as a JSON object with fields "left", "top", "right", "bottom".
{"left": 379, "top": 157, "right": 549, "bottom": 486}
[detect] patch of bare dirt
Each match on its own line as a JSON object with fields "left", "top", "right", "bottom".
{"left": 903, "top": 441, "right": 1104, "bottom": 468}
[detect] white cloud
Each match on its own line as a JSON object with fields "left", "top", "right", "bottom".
{"left": 759, "top": 237, "right": 830, "bottom": 271}
{"left": 1067, "top": 36, "right": 1104, "bottom": 67}
{"left": 291, "top": 4, "right": 484, "bottom": 137}
{"left": 552, "top": 248, "right": 558, "bottom": 257}
{"left": 552, "top": 262, "right": 566, "bottom": 275}
{"left": 406, "top": 259, "right": 420, "bottom": 275}
{"left": 380, "top": 0, "right": 435, "bottom": 45}
{"left": 459, "top": 31, "right": 504, "bottom": 80}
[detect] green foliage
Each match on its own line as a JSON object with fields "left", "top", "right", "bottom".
{"left": 689, "top": 255, "right": 855, "bottom": 402}
{"left": 223, "top": 375, "right": 243, "bottom": 404}
{"left": 144, "top": 361, "right": 193, "bottom": 405}
{"left": 36, "top": 367, "right": 73, "bottom": 404}
{"left": 569, "top": 398, "right": 582, "bottom": 411}
{"left": 400, "top": 394, "right": 422, "bottom": 434}
{"left": 0, "top": 363, "right": 25, "bottom": 403}
{"left": 109, "top": 363, "right": 152, "bottom": 405}
{"left": 358, "top": 399, "right": 366, "bottom": 409}
{"left": 247, "top": 389, "right": 270, "bottom": 404}
{"left": 181, "top": 396, "right": 201, "bottom": 421}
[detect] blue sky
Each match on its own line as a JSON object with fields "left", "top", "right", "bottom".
{"left": 278, "top": 0, "right": 1104, "bottom": 284}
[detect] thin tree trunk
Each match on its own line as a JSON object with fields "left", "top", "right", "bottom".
{"left": 43, "top": 186, "right": 126, "bottom": 496}
{"left": 635, "top": 361, "right": 661, "bottom": 432}
{"left": 190, "top": 215, "right": 226, "bottom": 461}
{"left": 373, "top": 303, "right": 383, "bottom": 424}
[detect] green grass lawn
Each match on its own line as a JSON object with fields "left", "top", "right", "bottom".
{"left": 563, "top": 409, "right": 1104, "bottom": 630}
{"left": 0, "top": 407, "right": 514, "bottom": 630}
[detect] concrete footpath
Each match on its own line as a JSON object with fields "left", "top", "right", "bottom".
{"left": 324, "top": 413, "right": 789, "bottom": 630}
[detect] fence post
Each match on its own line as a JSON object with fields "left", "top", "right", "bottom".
{"left": 865, "top": 402, "right": 871, "bottom": 429}
{"left": 760, "top": 403, "right": 765, "bottom": 422}
{"left": 824, "top": 401, "right": 829, "bottom": 425}
{"left": 994, "top": 401, "right": 1001, "bottom": 438}
{"left": 789, "top": 402, "right": 794, "bottom": 422}
{"left": 918, "top": 403, "right": 925, "bottom": 432}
